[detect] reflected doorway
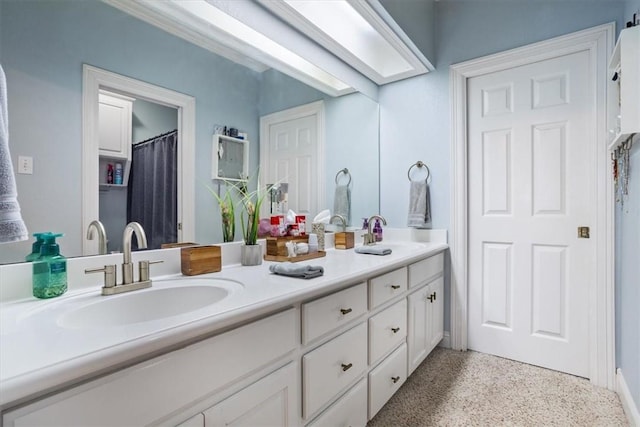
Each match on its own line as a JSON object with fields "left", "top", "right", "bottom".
{"left": 82, "top": 65, "right": 196, "bottom": 256}
{"left": 98, "top": 92, "right": 179, "bottom": 251}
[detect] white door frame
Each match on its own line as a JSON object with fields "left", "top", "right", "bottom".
{"left": 82, "top": 64, "right": 196, "bottom": 254}
{"left": 449, "top": 23, "right": 615, "bottom": 388}
{"left": 259, "top": 100, "right": 326, "bottom": 217}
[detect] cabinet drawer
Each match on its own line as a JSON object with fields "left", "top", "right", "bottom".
{"left": 369, "top": 267, "right": 407, "bottom": 308}
{"left": 307, "top": 378, "right": 367, "bottom": 427}
{"left": 368, "top": 299, "right": 407, "bottom": 365}
{"left": 408, "top": 252, "right": 444, "bottom": 288}
{"left": 302, "top": 322, "right": 367, "bottom": 419}
{"left": 302, "top": 282, "right": 367, "bottom": 344}
{"left": 3, "top": 309, "right": 297, "bottom": 427}
{"left": 368, "top": 343, "right": 407, "bottom": 420}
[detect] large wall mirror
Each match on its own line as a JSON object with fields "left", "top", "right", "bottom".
{"left": 0, "top": 0, "right": 380, "bottom": 264}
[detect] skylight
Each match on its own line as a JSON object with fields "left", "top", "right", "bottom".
{"left": 282, "top": 0, "right": 413, "bottom": 79}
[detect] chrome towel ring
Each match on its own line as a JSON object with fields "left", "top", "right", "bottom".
{"left": 335, "top": 168, "right": 352, "bottom": 186}
{"left": 407, "top": 161, "right": 430, "bottom": 182}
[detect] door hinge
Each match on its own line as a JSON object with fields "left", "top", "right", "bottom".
{"left": 178, "top": 222, "right": 182, "bottom": 231}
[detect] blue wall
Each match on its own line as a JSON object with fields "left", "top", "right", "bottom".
{"left": 378, "top": 0, "right": 626, "bottom": 359}
{"left": 615, "top": 135, "right": 640, "bottom": 408}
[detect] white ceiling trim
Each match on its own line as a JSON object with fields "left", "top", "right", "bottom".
{"left": 102, "top": 0, "right": 269, "bottom": 73}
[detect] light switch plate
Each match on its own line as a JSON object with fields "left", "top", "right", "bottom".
{"left": 17, "top": 155, "right": 33, "bottom": 174}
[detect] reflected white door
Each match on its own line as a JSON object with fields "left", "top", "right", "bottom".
{"left": 261, "top": 102, "right": 324, "bottom": 219}
{"left": 467, "top": 50, "right": 594, "bottom": 377}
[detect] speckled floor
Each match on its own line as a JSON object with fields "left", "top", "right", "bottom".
{"left": 368, "top": 347, "right": 628, "bottom": 427}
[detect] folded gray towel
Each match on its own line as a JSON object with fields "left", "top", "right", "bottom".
{"left": 0, "top": 64, "right": 28, "bottom": 243}
{"left": 333, "top": 184, "right": 351, "bottom": 226}
{"left": 355, "top": 246, "right": 392, "bottom": 256}
{"left": 269, "top": 262, "right": 324, "bottom": 279}
{"left": 407, "top": 179, "right": 431, "bottom": 228}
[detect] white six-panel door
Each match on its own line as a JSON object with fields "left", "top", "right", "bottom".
{"left": 260, "top": 102, "right": 324, "bottom": 220}
{"left": 467, "top": 50, "right": 595, "bottom": 377}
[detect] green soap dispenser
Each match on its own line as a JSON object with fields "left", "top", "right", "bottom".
{"left": 32, "top": 233, "right": 67, "bottom": 299}
{"left": 25, "top": 232, "right": 47, "bottom": 262}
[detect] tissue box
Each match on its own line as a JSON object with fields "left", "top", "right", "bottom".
{"left": 334, "top": 232, "right": 355, "bottom": 250}
{"left": 266, "top": 236, "right": 308, "bottom": 257}
{"left": 181, "top": 245, "right": 221, "bottom": 275}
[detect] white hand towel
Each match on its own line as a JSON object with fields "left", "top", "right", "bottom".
{"left": 333, "top": 184, "right": 351, "bottom": 226}
{"left": 0, "top": 64, "right": 28, "bottom": 243}
{"left": 407, "top": 180, "right": 432, "bottom": 228}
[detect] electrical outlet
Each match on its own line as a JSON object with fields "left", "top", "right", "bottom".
{"left": 17, "top": 155, "right": 33, "bottom": 175}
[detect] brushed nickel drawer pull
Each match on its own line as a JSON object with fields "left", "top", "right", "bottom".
{"left": 341, "top": 363, "right": 353, "bottom": 371}
{"left": 391, "top": 284, "right": 400, "bottom": 290}
{"left": 340, "top": 308, "right": 353, "bottom": 315}
{"left": 391, "top": 376, "right": 400, "bottom": 383}
{"left": 391, "top": 327, "right": 400, "bottom": 333}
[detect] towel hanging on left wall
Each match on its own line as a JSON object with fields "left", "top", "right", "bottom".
{"left": 0, "top": 64, "right": 28, "bottom": 243}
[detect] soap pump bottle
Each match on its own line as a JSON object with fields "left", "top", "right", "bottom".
{"left": 25, "top": 232, "right": 46, "bottom": 262}
{"left": 373, "top": 219, "right": 383, "bottom": 242}
{"left": 32, "top": 233, "right": 68, "bottom": 299}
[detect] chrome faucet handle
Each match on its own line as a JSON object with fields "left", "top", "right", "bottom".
{"left": 139, "top": 260, "right": 163, "bottom": 282}
{"left": 85, "top": 265, "right": 117, "bottom": 289}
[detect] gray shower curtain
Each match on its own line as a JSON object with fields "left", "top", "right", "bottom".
{"left": 127, "top": 130, "right": 178, "bottom": 249}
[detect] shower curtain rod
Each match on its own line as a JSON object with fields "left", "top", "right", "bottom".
{"left": 133, "top": 129, "right": 177, "bottom": 146}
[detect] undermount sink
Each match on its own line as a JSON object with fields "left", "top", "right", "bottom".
{"left": 57, "top": 278, "right": 240, "bottom": 330}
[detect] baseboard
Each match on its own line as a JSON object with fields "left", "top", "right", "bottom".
{"left": 438, "top": 331, "right": 451, "bottom": 349}
{"left": 617, "top": 368, "right": 640, "bottom": 426}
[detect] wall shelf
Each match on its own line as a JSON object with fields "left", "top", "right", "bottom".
{"left": 607, "top": 26, "right": 640, "bottom": 151}
{"left": 211, "top": 134, "right": 249, "bottom": 181}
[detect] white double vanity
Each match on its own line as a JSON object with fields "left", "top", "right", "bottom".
{"left": 0, "top": 230, "right": 447, "bottom": 426}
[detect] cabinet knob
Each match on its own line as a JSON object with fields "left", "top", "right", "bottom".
{"left": 391, "top": 284, "right": 400, "bottom": 290}
{"left": 341, "top": 363, "right": 353, "bottom": 372}
{"left": 391, "top": 376, "right": 400, "bottom": 383}
{"left": 391, "top": 327, "right": 400, "bottom": 333}
{"left": 340, "top": 308, "right": 353, "bottom": 315}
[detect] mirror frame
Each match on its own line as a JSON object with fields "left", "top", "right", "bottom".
{"left": 82, "top": 65, "right": 196, "bottom": 255}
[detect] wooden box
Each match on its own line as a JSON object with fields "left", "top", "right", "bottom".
{"left": 334, "top": 232, "right": 355, "bottom": 250}
{"left": 266, "top": 236, "right": 309, "bottom": 257}
{"left": 181, "top": 245, "right": 221, "bottom": 276}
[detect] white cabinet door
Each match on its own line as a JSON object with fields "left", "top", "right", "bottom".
{"left": 407, "top": 277, "right": 444, "bottom": 375}
{"left": 204, "top": 363, "right": 297, "bottom": 427}
{"left": 98, "top": 91, "right": 133, "bottom": 159}
{"left": 407, "top": 284, "right": 429, "bottom": 375}
{"left": 428, "top": 277, "right": 444, "bottom": 353}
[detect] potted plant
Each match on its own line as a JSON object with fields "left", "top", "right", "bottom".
{"left": 206, "top": 183, "right": 236, "bottom": 243}
{"left": 238, "top": 176, "right": 274, "bottom": 266}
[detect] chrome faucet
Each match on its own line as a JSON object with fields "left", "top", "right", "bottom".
{"left": 122, "top": 221, "right": 148, "bottom": 285}
{"left": 363, "top": 215, "right": 386, "bottom": 245}
{"left": 86, "top": 220, "right": 108, "bottom": 255}
{"left": 330, "top": 214, "right": 347, "bottom": 232}
{"left": 85, "top": 222, "right": 162, "bottom": 295}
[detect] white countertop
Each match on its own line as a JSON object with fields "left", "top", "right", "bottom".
{"left": 0, "top": 236, "right": 447, "bottom": 410}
